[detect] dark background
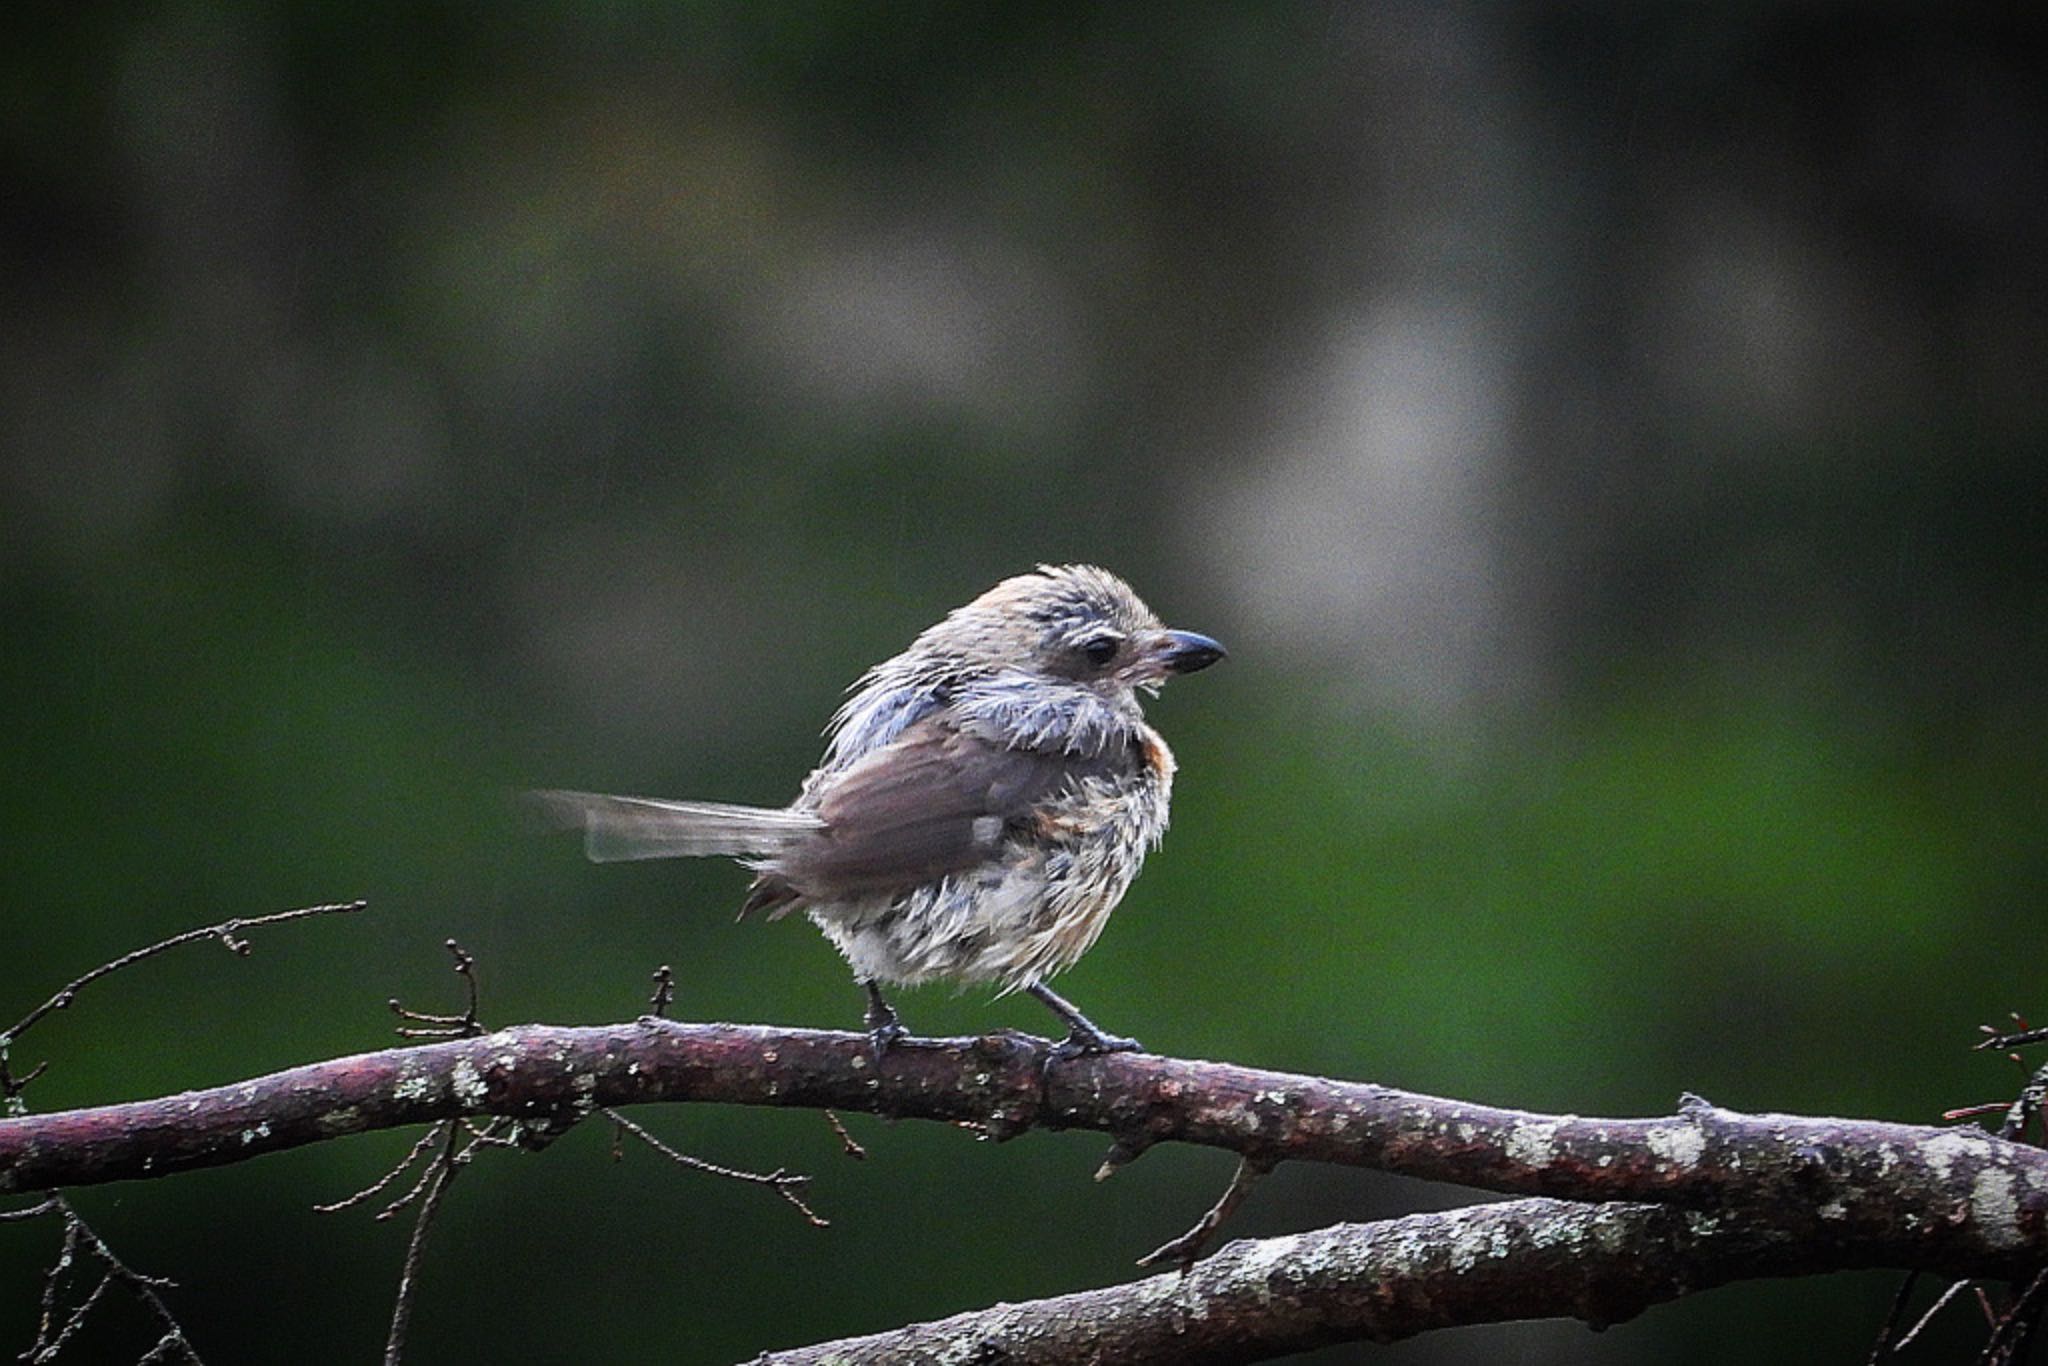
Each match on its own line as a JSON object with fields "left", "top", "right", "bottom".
{"left": 4, "top": 4, "right": 2045, "bottom": 1362}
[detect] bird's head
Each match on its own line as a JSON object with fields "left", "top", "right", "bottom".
{"left": 826, "top": 565, "right": 1224, "bottom": 762}
{"left": 922, "top": 564, "right": 1225, "bottom": 703}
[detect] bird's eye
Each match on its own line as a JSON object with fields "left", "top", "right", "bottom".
{"left": 1077, "top": 633, "right": 1121, "bottom": 667}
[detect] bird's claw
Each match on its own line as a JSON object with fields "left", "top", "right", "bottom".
{"left": 862, "top": 984, "right": 908, "bottom": 1067}
{"left": 1047, "top": 1026, "right": 1143, "bottom": 1066}
{"left": 866, "top": 1018, "right": 908, "bottom": 1067}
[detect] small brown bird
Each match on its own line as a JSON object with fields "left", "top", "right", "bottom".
{"left": 531, "top": 565, "right": 1224, "bottom": 1059}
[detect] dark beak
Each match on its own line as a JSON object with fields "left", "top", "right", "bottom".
{"left": 1159, "top": 629, "right": 1227, "bottom": 674}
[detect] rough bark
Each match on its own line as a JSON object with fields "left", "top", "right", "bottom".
{"left": 746, "top": 1197, "right": 1868, "bottom": 1364}
{"left": 3, "top": 1019, "right": 2042, "bottom": 1283}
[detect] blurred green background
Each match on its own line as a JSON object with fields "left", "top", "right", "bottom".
{"left": 4, "top": 4, "right": 2045, "bottom": 1362}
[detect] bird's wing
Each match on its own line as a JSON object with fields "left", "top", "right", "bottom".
{"left": 749, "top": 716, "right": 1123, "bottom": 913}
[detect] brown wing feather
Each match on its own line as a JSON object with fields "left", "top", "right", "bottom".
{"left": 742, "top": 716, "right": 1126, "bottom": 916}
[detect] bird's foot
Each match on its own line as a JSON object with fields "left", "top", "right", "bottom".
{"left": 866, "top": 1019, "right": 907, "bottom": 1066}
{"left": 1048, "top": 1024, "right": 1143, "bottom": 1065}
{"left": 862, "top": 982, "right": 908, "bottom": 1067}
{"left": 1025, "top": 981, "right": 1142, "bottom": 1071}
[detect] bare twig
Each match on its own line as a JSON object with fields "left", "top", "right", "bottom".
{"left": 388, "top": 941, "right": 483, "bottom": 1040}
{"left": 647, "top": 965, "right": 676, "bottom": 1019}
{"left": 603, "top": 1109, "right": 827, "bottom": 1228}
{"left": 315, "top": 1129, "right": 449, "bottom": 1215}
{"left": 0, "top": 900, "right": 365, "bottom": 1105}
{"left": 31, "top": 1217, "right": 81, "bottom": 1355}
{"left": 24, "top": 1197, "right": 199, "bottom": 1365}
{"left": 1866, "top": 1270, "right": 1920, "bottom": 1363}
{"left": 382, "top": 1121, "right": 459, "bottom": 1366}
{"left": 366, "top": 1119, "right": 512, "bottom": 1223}
{"left": 1895, "top": 1277, "right": 1972, "bottom": 1352}
{"left": 823, "top": 1110, "right": 866, "bottom": 1161}
{"left": 1978, "top": 1017, "right": 2048, "bottom": 1054}
{"left": 1137, "top": 1154, "right": 1274, "bottom": 1271}
{"left": 1980, "top": 1265, "right": 2048, "bottom": 1365}
{"left": 369, "top": 1126, "right": 454, "bottom": 1222}
{"left": 6, "top": 900, "right": 363, "bottom": 1364}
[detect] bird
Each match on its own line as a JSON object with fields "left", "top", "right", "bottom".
{"left": 529, "top": 564, "right": 1225, "bottom": 1061}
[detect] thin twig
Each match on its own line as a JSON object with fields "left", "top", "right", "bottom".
{"left": 457, "top": 1119, "right": 519, "bottom": 1152}
{"left": 2003, "top": 1282, "right": 2048, "bottom": 1364}
{"left": 1136, "top": 1155, "right": 1275, "bottom": 1271}
{"left": 389, "top": 941, "right": 483, "bottom": 1039}
{"left": 1978, "top": 1020, "right": 2048, "bottom": 1053}
{"left": 1897, "top": 1278, "right": 1974, "bottom": 1351}
{"left": 823, "top": 1110, "right": 866, "bottom": 1161}
{"left": 0, "top": 901, "right": 366, "bottom": 1105}
{"left": 647, "top": 965, "right": 676, "bottom": 1019}
{"left": 374, "top": 1125, "right": 453, "bottom": 1222}
{"left": 603, "top": 1108, "right": 828, "bottom": 1228}
{"left": 382, "top": 1121, "right": 459, "bottom": 1366}
{"left": 315, "top": 1129, "right": 448, "bottom": 1215}
{"left": 1980, "top": 1266, "right": 2048, "bottom": 1365}
{"left": 24, "top": 1197, "right": 200, "bottom": 1365}
{"left": 7, "top": 905, "right": 360, "bottom": 1363}
{"left": 1946, "top": 1103, "right": 2011, "bottom": 1122}
{"left": 1866, "top": 1270, "right": 1920, "bottom": 1362}
{"left": 32, "top": 1217, "right": 82, "bottom": 1354}
{"left": 34, "top": 1267, "right": 113, "bottom": 1362}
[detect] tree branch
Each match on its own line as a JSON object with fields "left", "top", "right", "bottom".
{"left": 3, "top": 1020, "right": 2043, "bottom": 1280}
{"left": 744, "top": 1195, "right": 1865, "bottom": 1364}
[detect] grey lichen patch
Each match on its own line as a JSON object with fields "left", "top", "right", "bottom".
{"left": 316, "top": 1105, "right": 364, "bottom": 1136}
{"left": 392, "top": 1067, "right": 436, "bottom": 1105}
{"left": 1505, "top": 1120, "right": 1562, "bottom": 1169}
{"left": 1922, "top": 1128, "right": 1988, "bottom": 1179}
{"left": 237, "top": 1121, "right": 272, "bottom": 1146}
{"left": 1200, "top": 1229, "right": 1311, "bottom": 1307}
{"left": 1971, "top": 1167, "right": 2025, "bottom": 1249}
{"left": 450, "top": 1057, "right": 489, "bottom": 1109}
{"left": 1584, "top": 1209, "right": 1634, "bottom": 1255}
{"left": 1444, "top": 1217, "right": 1512, "bottom": 1273}
{"left": 1527, "top": 1209, "right": 1593, "bottom": 1252}
{"left": 1645, "top": 1123, "right": 1706, "bottom": 1170}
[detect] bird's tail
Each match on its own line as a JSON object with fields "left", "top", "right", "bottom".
{"left": 524, "top": 789, "right": 824, "bottom": 864}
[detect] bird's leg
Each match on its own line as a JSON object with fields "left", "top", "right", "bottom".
{"left": 862, "top": 979, "right": 907, "bottom": 1063}
{"left": 1027, "top": 982, "right": 1142, "bottom": 1062}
